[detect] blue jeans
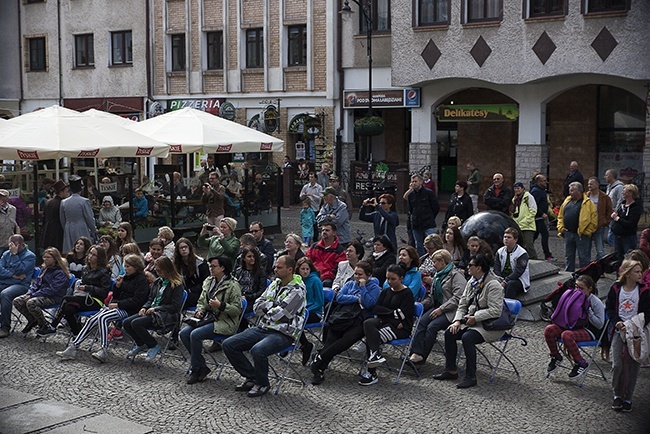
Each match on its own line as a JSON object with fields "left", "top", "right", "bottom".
{"left": 591, "top": 226, "right": 607, "bottom": 260}
{"left": 412, "top": 227, "right": 437, "bottom": 257}
{"left": 615, "top": 234, "right": 638, "bottom": 261}
{"left": 179, "top": 322, "right": 228, "bottom": 371}
{"left": 564, "top": 232, "right": 592, "bottom": 272}
{"left": 222, "top": 327, "right": 293, "bottom": 387}
{"left": 0, "top": 284, "right": 29, "bottom": 328}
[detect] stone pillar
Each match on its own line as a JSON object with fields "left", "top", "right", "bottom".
{"left": 408, "top": 142, "right": 438, "bottom": 180}
{"left": 515, "top": 143, "right": 548, "bottom": 184}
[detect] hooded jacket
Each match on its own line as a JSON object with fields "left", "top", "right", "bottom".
{"left": 98, "top": 196, "right": 122, "bottom": 229}
{"left": 253, "top": 274, "right": 306, "bottom": 339}
{"left": 196, "top": 275, "right": 242, "bottom": 336}
{"left": 27, "top": 266, "right": 69, "bottom": 304}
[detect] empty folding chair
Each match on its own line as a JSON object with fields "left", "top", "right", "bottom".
{"left": 475, "top": 298, "right": 528, "bottom": 383}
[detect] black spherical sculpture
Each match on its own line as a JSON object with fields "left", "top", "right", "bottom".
{"left": 460, "top": 211, "right": 521, "bottom": 254}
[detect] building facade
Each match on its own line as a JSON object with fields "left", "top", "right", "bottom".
{"left": 339, "top": 0, "right": 650, "bottom": 209}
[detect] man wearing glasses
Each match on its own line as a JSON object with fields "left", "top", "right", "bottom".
{"left": 483, "top": 173, "right": 512, "bottom": 214}
{"left": 249, "top": 221, "right": 275, "bottom": 277}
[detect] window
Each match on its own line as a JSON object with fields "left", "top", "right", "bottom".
{"left": 206, "top": 31, "right": 223, "bottom": 70}
{"left": 360, "top": 0, "right": 391, "bottom": 33}
{"left": 246, "top": 28, "right": 263, "bottom": 68}
{"left": 111, "top": 31, "right": 132, "bottom": 65}
{"left": 465, "top": 0, "right": 502, "bottom": 23}
{"left": 28, "top": 37, "right": 46, "bottom": 71}
{"left": 287, "top": 25, "right": 307, "bottom": 66}
{"left": 171, "top": 34, "right": 185, "bottom": 71}
{"left": 417, "top": 0, "right": 450, "bottom": 26}
{"left": 583, "top": 0, "right": 628, "bottom": 14}
{"left": 74, "top": 34, "right": 94, "bottom": 67}
{"left": 528, "top": 0, "right": 565, "bottom": 17}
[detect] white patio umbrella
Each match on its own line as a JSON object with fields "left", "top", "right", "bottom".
{"left": 82, "top": 108, "right": 138, "bottom": 128}
{"left": 126, "top": 107, "right": 284, "bottom": 154}
{"left": 0, "top": 105, "right": 169, "bottom": 249}
{"left": 0, "top": 105, "right": 168, "bottom": 160}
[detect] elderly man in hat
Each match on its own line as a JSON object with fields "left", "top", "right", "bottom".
{"left": 60, "top": 175, "right": 97, "bottom": 252}
{"left": 41, "top": 180, "right": 69, "bottom": 252}
{"left": 0, "top": 190, "right": 20, "bottom": 254}
{"left": 316, "top": 187, "right": 351, "bottom": 246}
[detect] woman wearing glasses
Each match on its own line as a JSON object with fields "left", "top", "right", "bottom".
{"left": 433, "top": 253, "right": 504, "bottom": 389}
{"left": 359, "top": 194, "right": 399, "bottom": 252}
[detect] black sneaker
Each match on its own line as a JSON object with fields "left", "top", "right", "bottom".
{"left": 622, "top": 401, "right": 632, "bottom": 413}
{"left": 235, "top": 380, "right": 255, "bottom": 392}
{"left": 367, "top": 351, "right": 386, "bottom": 368}
{"left": 301, "top": 342, "right": 314, "bottom": 366}
{"left": 612, "top": 397, "right": 623, "bottom": 411}
{"left": 547, "top": 354, "right": 563, "bottom": 372}
{"left": 21, "top": 321, "right": 37, "bottom": 335}
{"left": 568, "top": 362, "right": 588, "bottom": 378}
{"left": 36, "top": 324, "right": 56, "bottom": 337}
{"left": 187, "top": 371, "right": 201, "bottom": 385}
{"left": 247, "top": 385, "right": 270, "bottom": 397}
{"left": 197, "top": 366, "right": 211, "bottom": 382}
{"left": 358, "top": 371, "right": 379, "bottom": 386}
{"left": 311, "top": 368, "right": 325, "bottom": 385}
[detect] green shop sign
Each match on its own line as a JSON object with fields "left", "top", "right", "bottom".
{"left": 436, "top": 104, "right": 519, "bottom": 122}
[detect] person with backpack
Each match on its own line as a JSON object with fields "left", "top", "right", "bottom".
{"left": 544, "top": 275, "right": 605, "bottom": 377}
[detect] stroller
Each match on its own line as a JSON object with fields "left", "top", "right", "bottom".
{"left": 539, "top": 252, "right": 620, "bottom": 322}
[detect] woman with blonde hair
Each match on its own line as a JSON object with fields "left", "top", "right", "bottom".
{"left": 605, "top": 259, "right": 650, "bottom": 412}
{"left": 122, "top": 256, "right": 186, "bottom": 362}
{"left": 56, "top": 254, "right": 149, "bottom": 363}
{"left": 198, "top": 217, "right": 240, "bottom": 264}
{"left": 277, "top": 233, "right": 305, "bottom": 261}
{"left": 121, "top": 242, "right": 143, "bottom": 258}
{"left": 157, "top": 226, "right": 176, "bottom": 259}
{"left": 13, "top": 247, "right": 70, "bottom": 336}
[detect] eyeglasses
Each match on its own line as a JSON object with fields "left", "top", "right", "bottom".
{"left": 208, "top": 264, "right": 220, "bottom": 269}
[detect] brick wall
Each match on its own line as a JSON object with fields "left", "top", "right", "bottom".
{"left": 268, "top": 0, "right": 279, "bottom": 68}
{"left": 166, "top": 0, "right": 186, "bottom": 30}
{"left": 203, "top": 71, "right": 224, "bottom": 92}
{"left": 168, "top": 75, "right": 187, "bottom": 95}
{"left": 242, "top": 71, "right": 264, "bottom": 92}
{"left": 312, "top": 0, "right": 326, "bottom": 91}
{"left": 242, "top": 0, "right": 263, "bottom": 24}
{"left": 285, "top": 69, "right": 306, "bottom": 91}
{"left": 228, "top": 0, "right": 238, "bottom": 70}
{"left": 190, "top": 0, "right": 200, "bottom": 71}
{"left": 153, "top": 1, "right": 165, "bottom": 94}
{"left": 546, "top": 85, "right": 598, "bottom": 196}
{"left": 203, "top": 0, "right": 222, "bottom": 27}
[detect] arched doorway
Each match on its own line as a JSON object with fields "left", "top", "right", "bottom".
{"left": 546, "top": 85, "right": 645, "bottom": 196}
{"left": 434, "top": 88, "right": 519, "bottom": 194}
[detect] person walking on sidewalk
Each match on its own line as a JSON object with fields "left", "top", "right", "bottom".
{"left": 466, "top": 162, "right": 482, "bottom": 214}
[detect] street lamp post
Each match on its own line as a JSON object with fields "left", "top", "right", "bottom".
{"left": 341, "top": 0, "right": 374, "bottom": 198}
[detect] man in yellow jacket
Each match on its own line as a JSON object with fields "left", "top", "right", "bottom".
{"left": 557, "top": 181, "right": 597, "bottom": 272}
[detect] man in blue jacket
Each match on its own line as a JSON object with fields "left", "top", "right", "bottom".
{"left": 0, "top": 234, "right": 37, "bottom": 337}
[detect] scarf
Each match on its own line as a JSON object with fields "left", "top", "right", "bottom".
{"left": 432, "top": 262, "right": 453, "bottom": 306}
{"left": 372, "top": 250, "right": 387, "bottom": 260}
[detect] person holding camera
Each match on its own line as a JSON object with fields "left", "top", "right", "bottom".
{"left": 198, "top": 217, "right": 241, "bottom": 265}
{"left": 359, "top": 194, "right": 399, "bottom": 252}
{"left": 202, "top": 172, "right": 226, "bottom": 226}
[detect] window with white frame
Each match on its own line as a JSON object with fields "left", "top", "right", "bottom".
{"left": 582, "top": 0, "right": 628, "bottom": 14}
{"left": 246, "top": 28, "right": 263, "bottom": 68}
{"left": 287, "top": 25, "right": 307, "bottom": 66}
{"left": 206, "top": 31, "right": 223, "bottom": 70}
{"left": 464, "top": 0, "right": 502, "bottom": 23}
{"left": 111, "top": 31, "right": 132, "bottom": 65}
{"left": 171, "top": 34, "right": 186, "bottom": 71}
{"left": 417, "top": 0, "right": 450, "bottom": 26}
{"left": 74, "top": 34, "right": 94, "bottom": 67}
{"left": 28, "top": 37, "right": 46, "bottom": 71}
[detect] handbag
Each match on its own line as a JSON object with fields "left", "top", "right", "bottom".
{"left": 182, "top": 311, "right": 217, "bottom": 329}
{"left": 326, "top": 302, "right": 362, "bottom": 332}
{"left": 482, "top": 301, "right": 516, "bottom": 331}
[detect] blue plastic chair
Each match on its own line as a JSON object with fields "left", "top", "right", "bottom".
{"left": 382, "top": 302, "right": 425, "bottom": 384}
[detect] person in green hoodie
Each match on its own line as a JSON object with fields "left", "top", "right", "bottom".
{"left": 222, "top": 255, "right": 306, "bottom": 397}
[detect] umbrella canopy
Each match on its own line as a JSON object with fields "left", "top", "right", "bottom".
{"left": 127, "top": 107, "right": 283, "bottom": 154}
{"left": 82, "top": 108, "right": 138, "bottom": 128}
{"left": 0, "top": 105, "right": 169, "bottom": 160}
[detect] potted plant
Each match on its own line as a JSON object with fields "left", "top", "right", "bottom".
{"left": 354, "top": 116, "right": 385, "bottom": 136}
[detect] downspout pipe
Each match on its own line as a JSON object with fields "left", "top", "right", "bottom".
{"left": 335, "top": 0, "right": 344, "bottom": 179}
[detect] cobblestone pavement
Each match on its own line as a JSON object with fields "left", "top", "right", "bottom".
{"left": 1, "top": 320, "right": 648, "bottom": 433}
{"left": 2, "top": 207, "right": 648, "bottom": 433}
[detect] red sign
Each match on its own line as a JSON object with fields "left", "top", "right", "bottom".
{"left": 17, "top": 150, "right": 39, "bottom": 159}
{"left": 77, "top": 149, "right": 100, "bottom": 157}
{"left": 169, "top": 145, "right": 183, "bottom": 153}
{"left": 136, "top": 147, "right": 154, "bottom": 156}
{"left": 216, "top": 144, "right": 232, "bottom": 152}
{"left": 260, "top": 142, "right": 273, "bottom": 151}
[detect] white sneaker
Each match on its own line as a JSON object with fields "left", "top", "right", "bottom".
{"left": 56, "top": 345, "right": 77, "bottom": 360}
{"left": 367, "top": 351, "right": 386, "bottom": 368}
{"left": 358, "top": 371, "right": 379, "bottom": 386}
{"left": 91, "top": 348, "right": 108, "bottom": 363}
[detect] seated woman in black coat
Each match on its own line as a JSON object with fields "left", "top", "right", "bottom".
{"left": 369, "top": 235, "right": 397, "bottom": 286}
{"left": 173, "top": 237, "right": 209, "bottom": 309}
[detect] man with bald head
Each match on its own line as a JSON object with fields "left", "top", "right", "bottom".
{"left": 483, "top": 173, "right": 512, "bottom": 214}
{"left": 562, "top": 161, "right": 584, "bottom": 198}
